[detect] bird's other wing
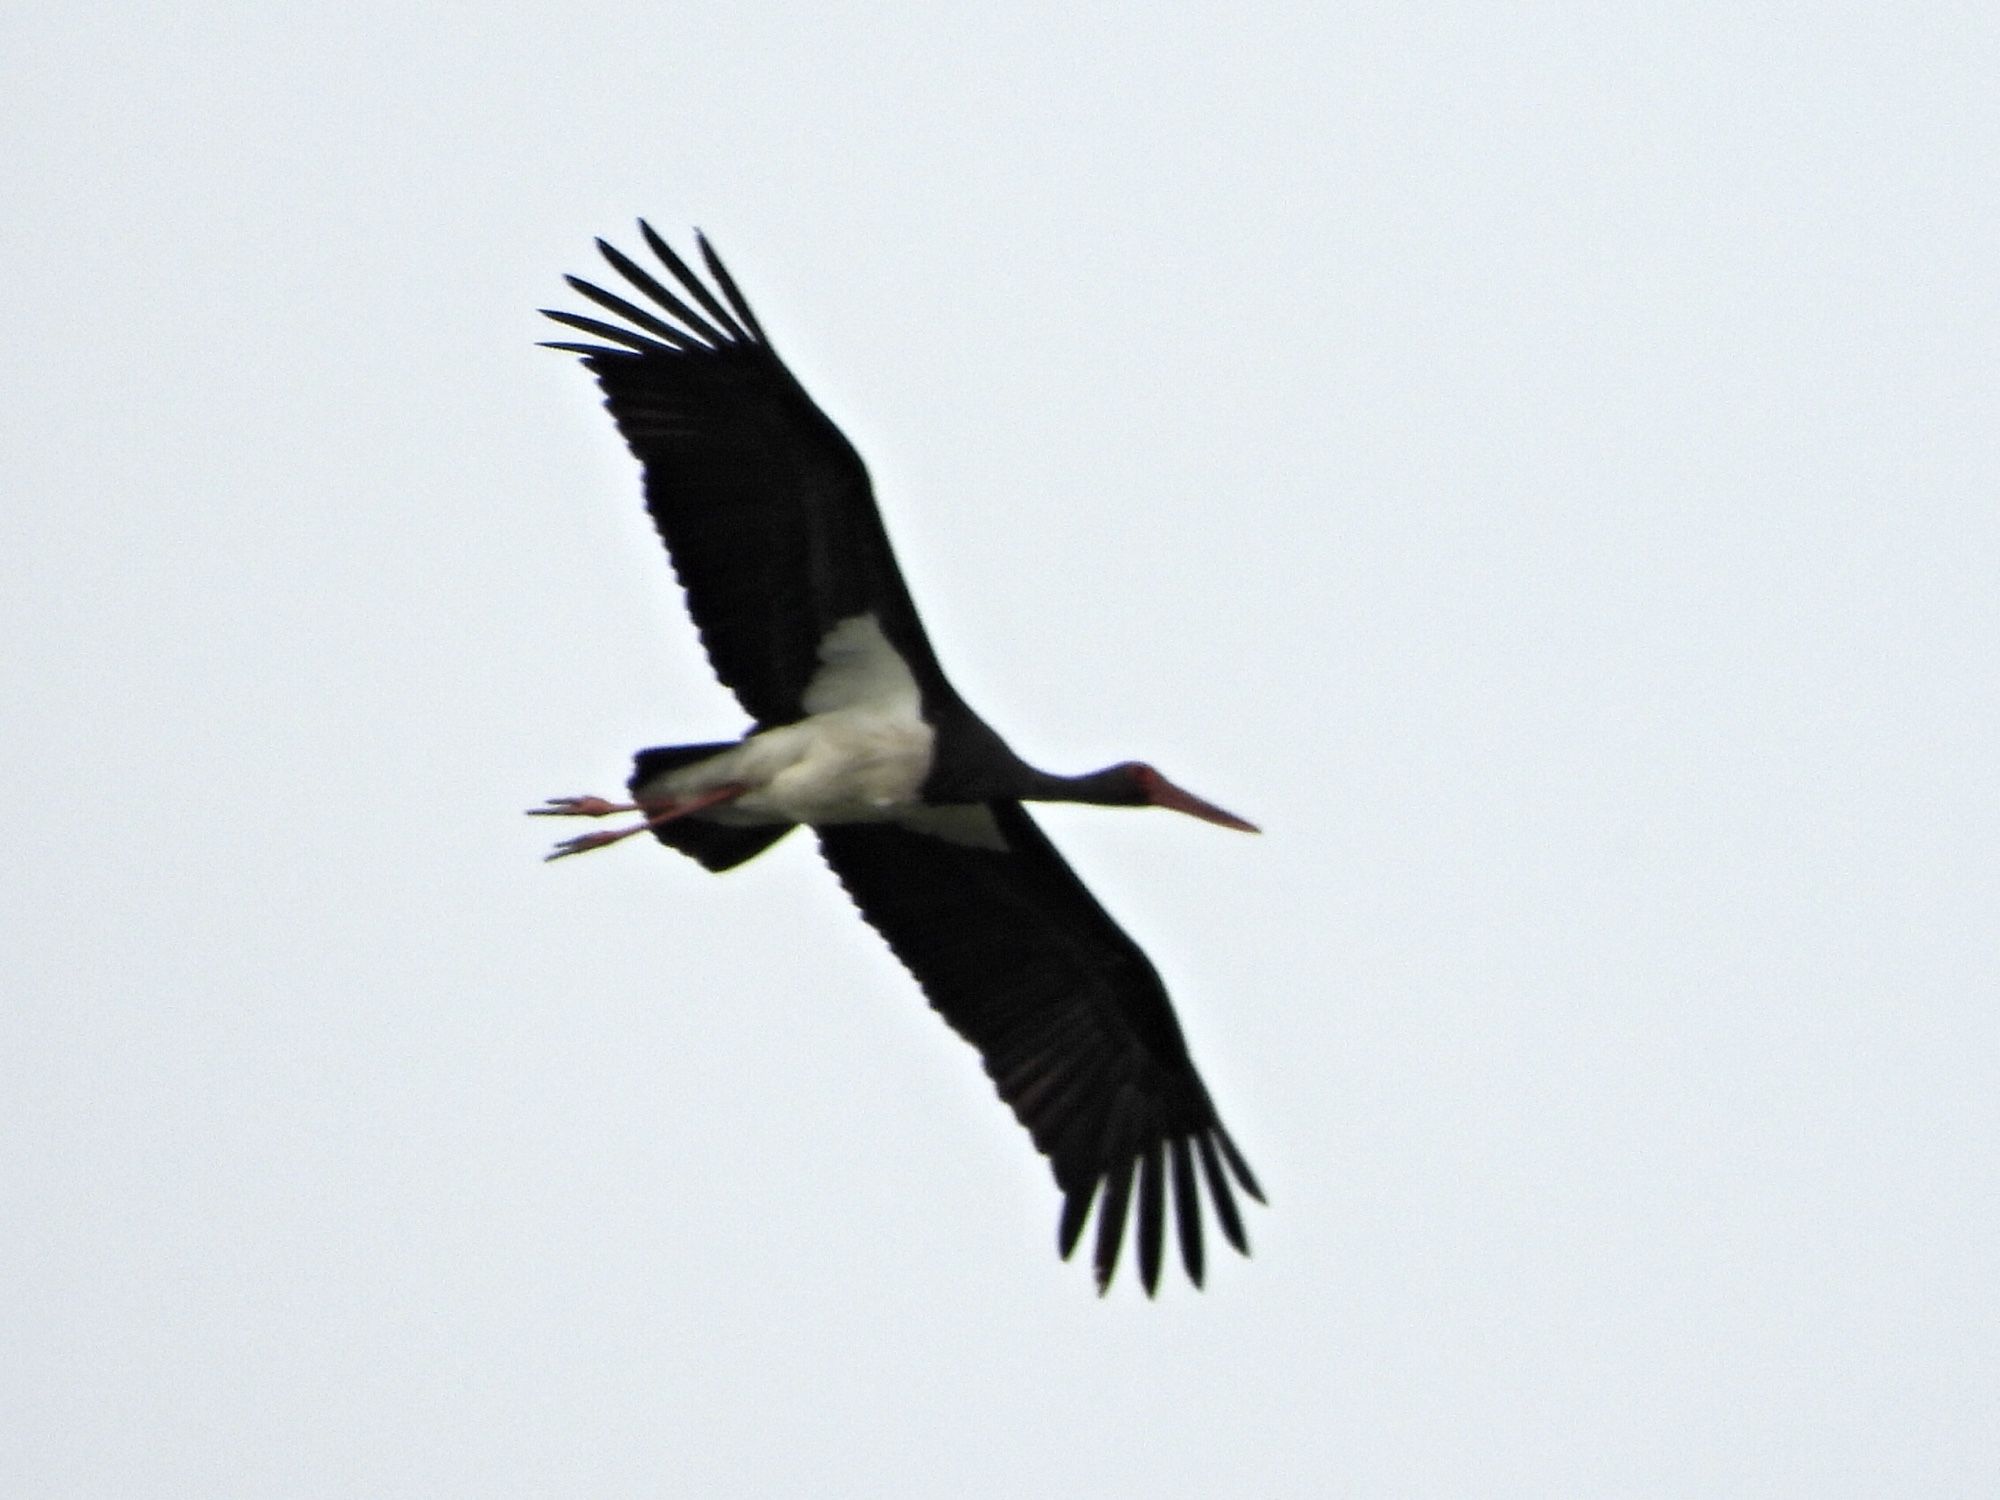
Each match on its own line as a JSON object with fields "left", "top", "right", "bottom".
{"left": 543, "top": 225, "right": 954, "bottom": 727}
{"left": 815, "top": 802, "right": 1263, "bottom": 1295}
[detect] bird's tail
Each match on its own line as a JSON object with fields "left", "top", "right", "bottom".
{"left": 628, "top": 743, "right": 793, "bottom": 871}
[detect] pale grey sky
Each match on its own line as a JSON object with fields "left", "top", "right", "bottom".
{"left": 6, "top": 3, "right": 1996, "bottom": 1495}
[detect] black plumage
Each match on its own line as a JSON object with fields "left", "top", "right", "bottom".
{"left": 540, "top": 225, "right": 1262, "bottom": 1292}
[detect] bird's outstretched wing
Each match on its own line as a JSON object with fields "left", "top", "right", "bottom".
{"left": 816, "top": 802, "right": 1263, "bottom": 1294}
{"left": 543, "top": 225, "right": 955, "bottom": 727}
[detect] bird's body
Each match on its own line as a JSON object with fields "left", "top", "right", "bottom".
{"left": 535, "top": 226, "right": 1263, "bottom": 1293}
{"left": 638, "top": 614, "right": 937, "bottom": 828}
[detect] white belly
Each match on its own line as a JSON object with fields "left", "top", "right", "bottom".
{"left": 640, "top": 611, "right": 941, "bottom": 827}
{"left": 695, "top": 711, "right": 936, "bottom": 825}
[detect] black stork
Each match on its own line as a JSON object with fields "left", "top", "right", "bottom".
{"left": 531, "top": 225, "right": 1263, "bottom": 1294}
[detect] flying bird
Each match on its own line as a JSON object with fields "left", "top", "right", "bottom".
{"left": 533, "top": 225, "right": 1263, "bottom": 1293}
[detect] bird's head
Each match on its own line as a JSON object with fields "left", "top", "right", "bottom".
{"left": 1094, "top": 762, "right": 1261, "bottom": 832}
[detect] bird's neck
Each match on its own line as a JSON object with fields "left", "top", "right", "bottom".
{"left": 1018, "top": 763, "right": 1136, "bottom": 808}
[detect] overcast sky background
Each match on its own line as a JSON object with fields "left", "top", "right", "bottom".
{"left": 6, "top": 3, "right": 1995, "bottom": 1495}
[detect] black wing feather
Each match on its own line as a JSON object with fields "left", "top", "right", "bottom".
{"left": 541, "top": 307, "right": 680, "bottom": 355}
{"left": 590, "top": 241, "right": 732, "bottom": 346}
{"left": 1170, "top": 1137, "right": 1205, "bottom": 1286}
{"left": 544, "top": 224, "right": 954, "bottom": 727}
{"left": 815, "top": 801, "right": 1260, "bottom": 1294}
{"left": 1134, "top": 1140, "right": 1166, "bottom": 1295}
{"left": 695, "top": 231, "right": 769, "bottom": 343}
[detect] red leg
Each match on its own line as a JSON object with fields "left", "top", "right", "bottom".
{"left": 528, "top": 794, "right": 639, "bottom": 817}
{"left": 541, "top": 783, "right": 748, "bottom": 862}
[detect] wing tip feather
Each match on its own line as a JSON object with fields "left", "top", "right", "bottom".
{"left": 1055, "top": 1126, "right": 1260, "bottom": 1294}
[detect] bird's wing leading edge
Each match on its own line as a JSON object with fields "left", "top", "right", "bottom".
{"left": 542, "top": 225, "right": 952, "bottom": 727}
{"left": 815, "top": 802, "right": 1262, "bottom": 1294}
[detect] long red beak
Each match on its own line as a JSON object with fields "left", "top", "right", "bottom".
{"left": 1145, "top": 773, "right": 1261, "bottom": 833}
